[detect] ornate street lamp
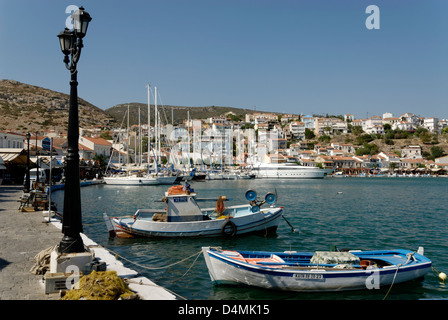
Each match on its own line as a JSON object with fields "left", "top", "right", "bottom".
{"left": 57, "top": 7, "right": 92, "bottom": 254}
{"left": 24, "top": 132, "right": 31, "bottom": 193}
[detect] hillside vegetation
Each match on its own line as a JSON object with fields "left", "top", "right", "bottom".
{"left": 104, "top": 103, "right": 258, "bottom": 127}
{"left": 0, "top": 79, "right": 116, "bottom": 132}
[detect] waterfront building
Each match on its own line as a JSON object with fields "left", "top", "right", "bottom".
{"left": 329, "top": 156, "right": 363, "bottom": 174}
{"left": 0, "top": 131, "right": 25, "bottom": 149}
{"left": 79, "top": 136, "right": 112, "bottom": 159}
{"left": 400, "top": 158, "right": 424, "bottom": 170}
{"left": 435, "top": 155, "right": 448, "bottom": 171}
{"left": 377, "top": 152, "right": 401, "bottom": 169}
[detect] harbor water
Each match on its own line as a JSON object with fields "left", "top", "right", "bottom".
{"left": 51, "top": 177, "right": 448, "bottom": 300}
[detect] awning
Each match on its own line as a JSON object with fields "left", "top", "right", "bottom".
{"left": 0, "top": 148, "right": 29, "bottom": 165}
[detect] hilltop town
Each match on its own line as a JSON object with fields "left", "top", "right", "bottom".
{"left": 1, "top": 80, "right": 448, "bottom": 184}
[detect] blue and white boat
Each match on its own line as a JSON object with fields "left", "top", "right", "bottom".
{"left": 202, "top": 247, "right": 432, "bottom": 292}
{"left": 105, "top": 187, "right": 283, "bottom": 238}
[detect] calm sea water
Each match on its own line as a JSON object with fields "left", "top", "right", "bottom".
{"left": 51, "top": 177, "right": 448, "bottom": 300}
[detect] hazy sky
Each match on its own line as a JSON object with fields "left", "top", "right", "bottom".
{"left": 1, "top": 0, "right": 447, "bottom": 119}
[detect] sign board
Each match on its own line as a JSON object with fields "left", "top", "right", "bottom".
{"left": 42, "top": 137, "right": 51, "bottom": 151}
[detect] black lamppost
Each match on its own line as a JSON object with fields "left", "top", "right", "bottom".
{"left": 24, "top": 132, "right": 31, "bottom": 193}
{"left": 57, "top": 7, "right": 92, "bottom": 254}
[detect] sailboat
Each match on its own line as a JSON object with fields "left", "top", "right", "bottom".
{"left": 147, "top": 85, "right": 176, "bottom": 185}
{"left": 104, "top": 105, "right": 159, "bottom": 185}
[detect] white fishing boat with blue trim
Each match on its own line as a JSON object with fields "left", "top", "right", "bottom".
{"left": 105, "top": 186, "right": 283, "bottom": 238}
{"left": 202, "top": 246, "right": 432, "bottom": 292}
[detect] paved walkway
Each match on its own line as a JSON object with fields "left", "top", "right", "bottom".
{"left": 0, "top": 185, "right": 177, "bottom": 300}
{"left": 0, "top": 185, "right": 61, "bottom": 300}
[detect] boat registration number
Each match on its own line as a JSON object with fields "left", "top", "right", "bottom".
{"left": 294, "top": 273, "right": 323, "bottom": 280}
{"left": 173, "top": 197, "right": 188, "bottom": 202}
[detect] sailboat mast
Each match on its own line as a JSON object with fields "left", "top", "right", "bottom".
{"left": 155, "top": 86, "right": 158, "bottom": 173}
{"left": 127, "top": 104, "right": 130, "bottom": 171}
{"left": 187, "top": 110, "right": 191, "bottom": 164}
{"left": 139, "top": 107, "right": 142, "bottom": 165}
{"left": 147, "top": 83, "right": 151, "bottom": 166}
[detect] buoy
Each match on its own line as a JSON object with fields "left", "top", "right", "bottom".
{"left": 439, "top": 272, "right": 447, "bottom": 282}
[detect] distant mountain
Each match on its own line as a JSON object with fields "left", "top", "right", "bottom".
{"left": 105, "top": 103, "right": 260, "bottom": 127}
{"left": 0, "top": 79, "right": 116, "bottom": 133}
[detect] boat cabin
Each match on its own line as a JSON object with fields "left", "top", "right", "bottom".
{"left": 165, "top": 193, "right": 203, "bottom": 222}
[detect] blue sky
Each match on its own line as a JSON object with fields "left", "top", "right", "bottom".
{"left": 1, "top": 0, "right": 447, "bottom": 119}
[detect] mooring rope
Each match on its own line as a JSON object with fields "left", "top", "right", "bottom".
{"left": 382, "top": 265, "right": 400, "bottom": 300}
{"left": 382, "top": 252, "right": 415, "bottom": 300}
{"left": 106, "top": 247, "right": 203, "bottom": 271}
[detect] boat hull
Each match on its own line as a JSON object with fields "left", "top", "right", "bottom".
{"left": 202, "top": 247, "right": 432, "bottom": 292}
{"left": 156, "top": 176, "right": 177, "bottom": 185}
{"left": 110, "top": 206, "right": 283, "bottom": 238}
{"left": 104, "top": 176, "right": 159, "bottom": 185}
{"left": 254, "top": 163, "right": 328, "bottom": 179}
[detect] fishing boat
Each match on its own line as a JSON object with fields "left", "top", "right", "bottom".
{"left": 104, "top": 186, "right": 283, "bottom": 238}
{"left": 202, "top": 246, "right": 432, "bottom": 292}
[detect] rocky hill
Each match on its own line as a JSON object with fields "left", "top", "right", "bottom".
{"left": 104, "top": 103, "right": 259, "bottom": 127}
{"left": 0, "top": 79, "right": 116, "bottom": 133}
{"left": 0, "top": 80, "right": 262, "bottom": 133}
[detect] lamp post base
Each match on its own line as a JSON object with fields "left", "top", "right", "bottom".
{"left": 58, "top": 234, "right": 86, "bottom": 254}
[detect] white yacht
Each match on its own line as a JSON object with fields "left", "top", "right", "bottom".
{"left": 253, "top": 162, "right": 329, "bottom": 179}
{"left": 103, "top": 174, "right": 159, "bottom": 185}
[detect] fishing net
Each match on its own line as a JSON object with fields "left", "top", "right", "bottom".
{"left": 61, "top": 270, "right": 138, "bottom": 300}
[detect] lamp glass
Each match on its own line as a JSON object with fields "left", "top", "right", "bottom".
{"left": 72, "top": 7, "right": 91, "bottom": 38}
{"left": 57, "top": 29, "right": 74, "bottom": 55}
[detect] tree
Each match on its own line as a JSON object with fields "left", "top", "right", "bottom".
{"left": 420, "top": 131, "right": 432, "bottom": 144}
{"left": 356, "top": 134, "right": 375, "bottom": 145}
{"left": 355, "top": 143, "right": 379, "bottom": 156}
{"left": 389, "top": 162, "right": 398, "bottom": 170}
{"left": 430, "top": 146, "right": 445, "bottom": 160}
{"left": 351, "top": 125, "right": 364, "bottom": 136}
{"left": 92, "top": 154, "right": 107, "bottom": 171}
{"left": 100, "top": 131, "right": 113, "bottom": 140}
{"left": 304, "top": 128, "right": 315, "bottom": 140}
{"left": 318, "top": 134, "right": 331, "bottom": 143}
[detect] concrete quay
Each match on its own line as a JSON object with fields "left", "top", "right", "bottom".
{"left": 0, "top": 185, "right": 176, "bottom": 300}
{"left": 0, "top": 185, "right": 61, "bottom": 300}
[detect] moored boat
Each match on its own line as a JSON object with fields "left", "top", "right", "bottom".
{"left": 253, "top": 162, "right": 329, "bottom": 179}
{"left": 103, "top": 174, "right": 159, "bottom": 185}
{"left": 105, "top": 186, "right": 283, "bottom": 238}
{"left": 202, "top": 246, "right": 432, "bottom": 292}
